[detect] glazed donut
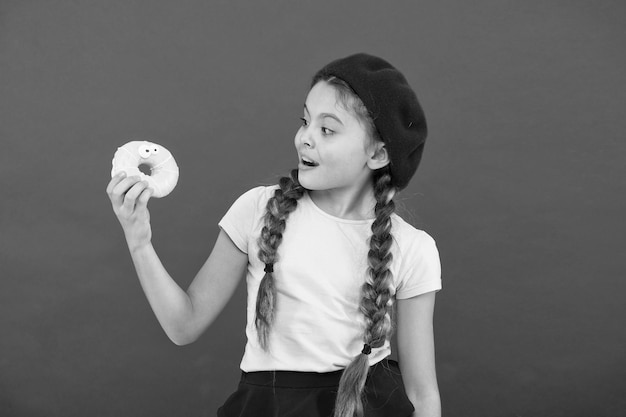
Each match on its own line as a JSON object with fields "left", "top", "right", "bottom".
{"left": 111, "top": 140, "right": 179, "bottom": 198}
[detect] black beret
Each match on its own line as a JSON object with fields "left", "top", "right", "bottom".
{"left": 314, "top": 53, "right": 428, "bottom": 190}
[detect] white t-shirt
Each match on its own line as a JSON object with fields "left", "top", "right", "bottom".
{"left": 218, "top": 186, "right": 441, "bottom": 372}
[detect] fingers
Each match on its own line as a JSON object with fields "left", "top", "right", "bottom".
{"left": 136, "top": 186, "right": 153, "bottom": 210}
{"left": 123, "top": 181, "right": 153, "bottom": 212}
{"left": 121, "top": 180, "right": 151, "bottom": 213}
{"left": 106, "top": 171, "right": 127, "bottom": 197}
{"left": 107, "top": 172, "right": 153, "bottom": 213}
{"left": 107, "top": 173, "right": 139, "bottom": 207}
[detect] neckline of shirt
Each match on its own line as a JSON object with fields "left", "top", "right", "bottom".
{"left": 302, "top": 191, "right": 376, "bottom": 225}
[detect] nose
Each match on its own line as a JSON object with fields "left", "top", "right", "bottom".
{"left": 300, "top": 129, "right": 314, "bottom": 148}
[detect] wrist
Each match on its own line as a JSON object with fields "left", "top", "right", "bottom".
{"left": 126, "top": 238, "right": 152, "bottom": 255}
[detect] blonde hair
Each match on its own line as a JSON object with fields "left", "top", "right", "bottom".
{"left": 255, "top": 78, "right": 398, "bottom": 417}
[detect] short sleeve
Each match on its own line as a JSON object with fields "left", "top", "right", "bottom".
{"left": 395, "top": 230, "right": 442, "bottom": 299}
{"left": 218, "top": 186, "right": 268, "bottom": 254}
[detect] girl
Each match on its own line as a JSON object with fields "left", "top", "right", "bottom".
{"left": 106, "top": 53, "right": 442, "bottom": 417}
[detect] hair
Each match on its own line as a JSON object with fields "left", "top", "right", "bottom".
{"left": 255, "top": 169, "right": 305, "bottom": 348}
{"left": 255, "top": 75, "right": 398, "bottom": 417}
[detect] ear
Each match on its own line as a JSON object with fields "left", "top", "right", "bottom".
{"left": 367, "top": 142, "right": 390, "bottom": 170}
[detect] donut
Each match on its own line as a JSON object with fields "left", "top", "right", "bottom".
{"left": 111, "top": 140, "right": 179, "bottom": 198}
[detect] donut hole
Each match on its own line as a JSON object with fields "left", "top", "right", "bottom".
{"left": 138, "top": 163, "right": 152, "bottom": 176}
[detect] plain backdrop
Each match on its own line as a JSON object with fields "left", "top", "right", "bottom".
{"left": 1, "top": 1, "right": 625, "bottom": 416}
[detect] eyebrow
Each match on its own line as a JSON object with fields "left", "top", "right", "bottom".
{"left": 304, "top": 104, "right": 344, "bottom": 126}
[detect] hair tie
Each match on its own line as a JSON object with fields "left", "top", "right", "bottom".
{"left": 264, "top": 263, "right": 274, "bottom": 273}
{"left": 361, "top": 344, "right": 372, "bottom": 355}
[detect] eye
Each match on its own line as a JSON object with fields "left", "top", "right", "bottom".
{"left": 321, "top": 127, "right": 334, "bottom": 135}
{"left": 138, "top": 144, "right": 152, "bottom": 158}
{"left": 300, "top": 117, "right": 309, "bottom": 127}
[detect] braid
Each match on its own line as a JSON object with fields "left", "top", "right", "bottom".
{"left": 255, "top": 169, "right": 305, "bottom": 350}
{"left": 362, "top": 169, "right": 396, "bottom": 348}
{"left": 334, "top": 168, "right": 397, "bottom": 417}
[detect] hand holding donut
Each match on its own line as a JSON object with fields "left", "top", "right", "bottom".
{"left": 106, "top": 172, "right": 154, "bottom": 250}
{"left": 107, "top": 141, "right": 179, "bottom": 250}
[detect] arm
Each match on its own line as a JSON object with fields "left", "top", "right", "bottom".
{"left": 129, "top": 229, "right": 247, "bottom": 345}
{"left": 106, "top": 173, "right": 247, "bottom": 345}
{"left": 397, "top": 291, "right": 441, "bottom": 417}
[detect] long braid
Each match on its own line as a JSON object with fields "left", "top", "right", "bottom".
{"left": 255, "top": 169, "right": 306, "bottom": 350}
{"left": 334, "top": 168, "right": 397, "bottom": 417}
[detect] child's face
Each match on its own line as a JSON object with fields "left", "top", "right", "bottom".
{"left": 294, "top": 81, "right": 379, "bottom": 194}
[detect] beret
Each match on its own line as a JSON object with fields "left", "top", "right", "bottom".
{"left": 313, "top": 53, "right": 428, "bottom": 190}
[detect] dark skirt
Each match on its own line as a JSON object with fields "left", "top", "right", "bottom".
{"left": 217, "top": 359, "right": 415, "bottom": 417}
